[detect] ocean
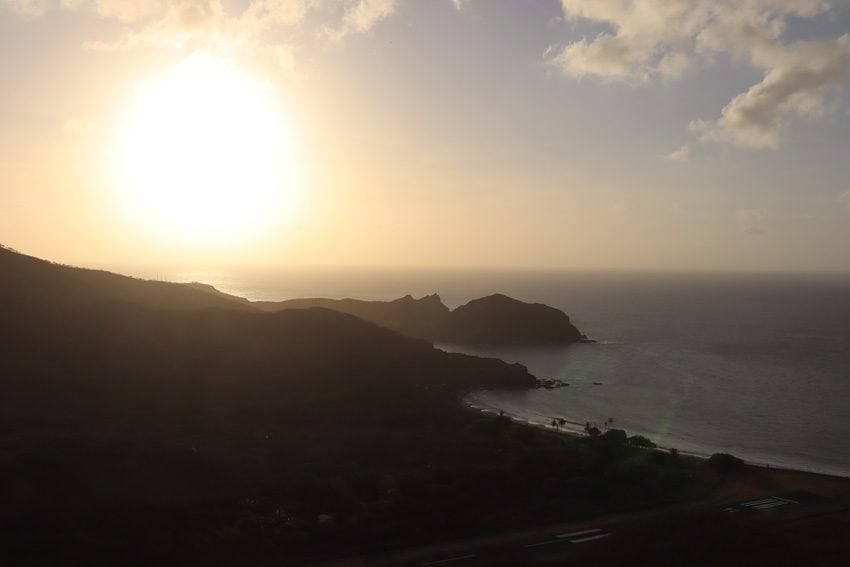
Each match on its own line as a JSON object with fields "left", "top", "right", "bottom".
{"left": 155, "top": 266, "right": 850, "bottom": 477}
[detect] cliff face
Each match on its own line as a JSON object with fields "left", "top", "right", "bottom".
{"left": 261, "top": 292, "right": 582, "bottom": 347}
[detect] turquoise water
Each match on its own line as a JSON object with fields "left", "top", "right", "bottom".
{"left": 151, "top": 267, "right": 850, "bottom": 477}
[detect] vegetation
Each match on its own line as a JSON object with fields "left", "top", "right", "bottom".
{"left": 1, "top": 414, "right": 717, "bottom": 564}
{"left": 629, "top": 435, "right": 658, "bottom": 449}
{"left": 708, "top": 453, "right": 746, "bottom": 475}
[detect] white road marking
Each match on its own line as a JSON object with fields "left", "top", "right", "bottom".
{"left": 752, "top": 501, "right": 789, "bottom": 510}
{"left": 526, "top": 527, "right": 612, "bottom": 548}
{"left": 775, "top": 496, "right": 800, "bottom": 504}
{"left": 727, "top": 495, "right": 799, "bottom": 513}
{"left": 524, "top": 539, "right": 566, "bottom": 548}
{"left": 570, "top": 533, "right": 611, "bottom": 544}
{"left": 741, "top": 498, "right": 777, "bottom": 507}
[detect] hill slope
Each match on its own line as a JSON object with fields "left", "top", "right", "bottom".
{"left": 0, "top": 246, "right": 725, "bottom": 566}
{"left": 0, "top": 245, "right": 253, "bottom": 313}
{"left": 0, "top": 246, "right": 536, "bottom": 424}
{"left": 255, "top": 293, "right": 451, "bottom": 340}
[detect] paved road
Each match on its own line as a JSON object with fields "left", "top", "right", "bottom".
{"left": 325, "top": 488, "right": 850, "bottom": 566}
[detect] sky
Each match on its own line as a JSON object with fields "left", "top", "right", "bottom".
{"left": 2, "top": 0, "right": 850, "bottom": 272}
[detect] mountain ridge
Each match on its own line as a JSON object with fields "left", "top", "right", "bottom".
{"left": 0, "top": 245, "right": 537, "bottom": 425}
{"left": 254, "top": 291, "right": 584, "bottom": 346}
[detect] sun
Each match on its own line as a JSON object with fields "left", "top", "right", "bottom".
{"left": 114, "top": 53, "right": 298, "bottom": 244}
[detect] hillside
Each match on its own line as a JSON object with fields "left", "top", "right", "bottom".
{"left": 0, "top": 247, "right": 720, "bottom": 566}
{"left": 0, "top": 246, "right": 536, "bottom": 424}
{"left": 255, "top": 293, "right": 451, "bottom": 340}
{"left": 0, "top": 245, "right": 253, "bottom": 313}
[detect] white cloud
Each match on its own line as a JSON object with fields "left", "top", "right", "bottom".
{"left": 554, "top": 33, "right": 642, "bottom": 80}
{"left": 24, "top": 0, "right": 401, "bottom": 75}
{"left": 240, "top": 0, "right": 307, "bottom": 31}
{"left": 81, "top": 1, "right": 229, "bottom": 51}
{"left": 701, "top": 36, "right": 850, "bottom": 149}
{"left": 323, "top": 0, "right": 398, "bottom": 42}
{"left": 44, "top": 0, "right": 402, "bottom": 78}
{"left": 60, "top": 0, "right": 165, "bottom": 22}
{"left": 553, "top": 1, "right": 850, "bottom": 150}
{"left": 665, "top": 144, "right": 691, "bottom": 161}
{"left": 839, "top": 190, "right": 850, "bottom": 211}
{"left": 553, "top": 0, "right": 717, "bottom": 82}
{"left": 1, "top": 0, "right": 45, "bottom": 19}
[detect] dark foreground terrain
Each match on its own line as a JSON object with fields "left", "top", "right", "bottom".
{"left": 1, "top": 246, "right": 849, "bottom": 565}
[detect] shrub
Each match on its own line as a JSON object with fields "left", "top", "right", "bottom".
{"left": 708, "top": 453, "right": 745, "bottom": 474}
{"left": 602, "top": 429, "right": 628, "bottom": 445}
{"left": 584, "top": 423, "right": 601, "bottom": 437}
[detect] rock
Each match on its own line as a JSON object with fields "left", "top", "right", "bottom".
{"left": 436, "top": 294, "right": 583, "bottom": 346}
{"left": 260, "top": 292, "right": 585, "bottom": 347}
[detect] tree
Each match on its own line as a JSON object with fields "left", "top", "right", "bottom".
{"left": 708, "top": 453, "right": 744, "bottom": 474}
{"left": 584, "top": 423, "right": 601, "bottom": 437}
{"left": 602, "top": 429, "right": 628, "bottom": 445}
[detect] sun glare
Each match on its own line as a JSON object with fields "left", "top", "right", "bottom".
{"left": 114, "top": 53, "right": 298, "bottom": 244}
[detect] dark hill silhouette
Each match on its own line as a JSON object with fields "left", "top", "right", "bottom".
{"left": 184, "top": 281, "right": 251, "bottom": 305}
{"left": 0, "top": 246, "right": 535, "bottom": 424}
{"left": 255, "top": 293, "right": 451, "bottom": 340}
{"left": 257, "top": 292, "right": 582, "bottom": 346}
{"left": 438, "top": 293, "right": 583, "bottom": 346}
{"left": 0, "top": 245, "right": 253, "bottom": 313}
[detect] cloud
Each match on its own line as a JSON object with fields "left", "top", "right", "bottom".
{"left": 839, "top": 190, "right": 850, "bottom": 211}
{"left": 240, "top": 0, "right": 307, "bottom": 31}
{"left": 552, "top": 1, "right": 850, "bottom": 150}
{"left": 43, "top": 0, "right": 402, "bottom": 80}
{"left": 323, "top": 0, "right": 398, "bottom": 42}
{"left": 60, "top": 0, "right": 165, "bottom": 22}
{"left": 81, "top": 1, "right": 230, "bottom": 51}
{"left": 665, "top": 144, "right": 691, "bottom": 161}
{"left": 1, "top": 0, "right": 45, "bottom": 18}
{"left": 82, "top": 0, "right": 400, "bottom": 49}
{"left": 552, "top": 0, "right": 717, "bottom": 82}
{"left": 698, "top": 35, "right": 850, "bottom": 149}
{"left": 42, "top": 0, "right": 400, "bottom": 71}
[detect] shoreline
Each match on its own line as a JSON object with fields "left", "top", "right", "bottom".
{"left": 463, "top": 396, "right": 850, "bottom": 481}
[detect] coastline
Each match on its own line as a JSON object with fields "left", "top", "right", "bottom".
{"left": 463, "top": 394, "right": 850, "bottom": 481}
{"left": 464, "top": 397, "right": 586, "bottom": 436}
